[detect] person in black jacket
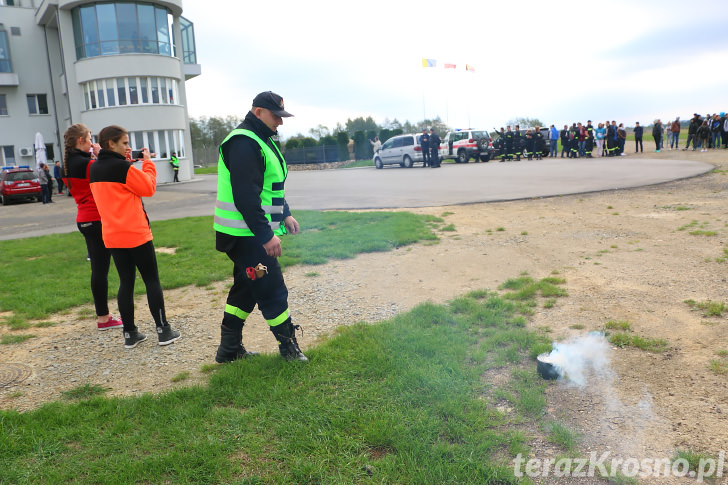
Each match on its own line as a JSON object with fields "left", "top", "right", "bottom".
{"left": 429, "top": 128, "right": 441, "bottom": 167}
{"left": 633, "top": 122, "right": 643, "bottom": 153}
{"left": 532, "top": 128, "right": 545, "bottom": 160}
{"left": 560, "top": 125, "right": 569, "bottom": 158}
{"left": 697, "top": 120, "right": 711, "bottom": 152}
{"left": 513, "top": 125, "right": 523, "bottom": 161}
{"left": 502, "top": 126, "right": 514, "bottom": 161}
{"left": 214, "top": 91, "right": 306, "bottom": 363}
{"left": 420, "top": 129, "right": 430, "bottom": 167}
{"left": 684, "top": 114, "right": 701, "bottom": 150}
{"left": 652, "top": 119, "right": 663, "bottom": 152}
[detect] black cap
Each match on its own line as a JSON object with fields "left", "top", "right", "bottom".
{"left": 252, "top": 91, "right": 293, "bottom": 117}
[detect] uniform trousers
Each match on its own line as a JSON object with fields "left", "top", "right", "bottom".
{"left": 222, "top": 236, "right": 289, "bottom": 327}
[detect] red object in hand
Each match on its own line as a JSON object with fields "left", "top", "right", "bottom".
{"left": 246, "top": 267, "right": 256, "bottom": 280}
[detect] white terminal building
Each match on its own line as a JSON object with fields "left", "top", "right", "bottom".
{"left": 0, "top": 0, "right": 200, "bottom": 182}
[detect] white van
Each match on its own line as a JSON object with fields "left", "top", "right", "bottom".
{"left": 372, "top": 133, "right": 425, "bottom": 169}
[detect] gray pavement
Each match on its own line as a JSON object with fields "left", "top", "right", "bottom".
{"left": 0, "top": 157, "right": 713, "bottom": 241}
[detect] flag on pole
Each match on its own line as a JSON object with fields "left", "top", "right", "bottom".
{"left": 422, "top": 58, "right": 437, "bottom": 68}
{"left": 465, "top": 64, "right": 476, "bottom": 72}
{"left": 444, "top": 63, "right": 456, "bottom": 69}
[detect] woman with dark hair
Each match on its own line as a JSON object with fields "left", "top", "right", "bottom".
{"left": 89, "top": 125, "right": 180, "bottom": 349}
{"left": 63, "top": 123, "right": 123, "bottom": 331}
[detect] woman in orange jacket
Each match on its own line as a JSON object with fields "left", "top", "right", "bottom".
{"left": 89, "top": 125, "right": 180, "bottom": 349}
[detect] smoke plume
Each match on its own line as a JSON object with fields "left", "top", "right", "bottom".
{"left": 545, "top": 331, "right": 612, "bottom": 386}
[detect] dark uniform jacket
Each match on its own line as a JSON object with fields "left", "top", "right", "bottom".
{"left": 420, "top": 133, "right": 430, "bottom": 148}
{"left": 560, "top": 129, "right": 569, "bottom": 144}
{"left": 217, "top": 112, "right": 292, "bottom": 251}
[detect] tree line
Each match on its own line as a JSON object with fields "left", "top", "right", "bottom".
{"left": 189, "top": 115, "right": 451, "bottom": 162}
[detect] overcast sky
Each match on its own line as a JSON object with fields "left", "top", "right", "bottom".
{"left": 181, "top": 0, "right": 728, "bottom": 138}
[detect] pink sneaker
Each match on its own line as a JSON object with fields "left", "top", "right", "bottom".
{"left": 98, "top": 316, "right": 123, "bottom": 330}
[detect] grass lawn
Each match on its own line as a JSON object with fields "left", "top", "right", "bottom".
{"left": 0, "top": 276, "right": 566, "bottom": 483}
{"left": 193, "top": 165, "right": 218, "bottom": 175}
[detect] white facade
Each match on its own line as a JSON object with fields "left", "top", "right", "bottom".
{"left": 0, "top": 0, "right": 200, "bottom": 183}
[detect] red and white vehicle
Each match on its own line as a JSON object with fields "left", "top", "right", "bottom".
{"left": 438, "top": 129, "right": 494, "bottom": 163}
{"left": 1, "top": 165, "right": 42, "bottom": 205}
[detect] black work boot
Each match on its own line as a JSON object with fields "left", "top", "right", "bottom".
{"left": 215, "top": 322, "right": 258, "bottom": 363}
{"left": 270, "top": 319, "right": 308, "bottom": 362}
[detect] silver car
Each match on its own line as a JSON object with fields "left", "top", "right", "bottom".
{"left": 372, "top": 133, "right": 425, "bottom": 169}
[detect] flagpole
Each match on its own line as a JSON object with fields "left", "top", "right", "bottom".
{"left": 422, "top": 91, "right": 426, "bottom": 121}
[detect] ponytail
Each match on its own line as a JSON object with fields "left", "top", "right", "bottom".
{"left": 62, "top": 123, "right": 90, "bottom": 178}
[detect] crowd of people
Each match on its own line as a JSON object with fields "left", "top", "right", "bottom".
{"left": 517, "top": 112, "right": 728, "bottom": 160}
{"left": 495, "top": 125, "right": 548, "bottom": 161}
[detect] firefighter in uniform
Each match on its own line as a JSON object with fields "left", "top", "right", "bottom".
{"left": 585, "top": 121, "right": 594, "bottom": 158}
{"left": 214, "top": 91, "right": 307, "bottom": 363}
{"left": 569, "top": 123, "right": 579, "bottom": 158}
{"left": 606, "top": 121, "right": 617, "bottom": 156}
{"left": 502, "top": 126, "right": 514, "bottom": 162}
{"left": 532, "top": 127, "right": 545, "bottom": 160}
{"left": 513, "top": 125, "right": 523, "bottom": 161}
{"left": 523, "top": 130, "right": 534, "bottom": 160}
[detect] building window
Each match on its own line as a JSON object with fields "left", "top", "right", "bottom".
{"left": 128, "top": 77, "right": 138, "bottom": 104}
{"left": 27, "top": 94, "right": 49, "bottom": 115}
{"left": 81, "top": 77, "right": 178, "bottom": 111}
{"left": 116, "top": 77, "right": 127, "bottom": 105}
{"left": 105, "top": 80, "right": 116, "bottom": 107}
{"left": 140, "top": 77, "right": 149, "bottom": 103}
{"left": 71, "top": 2, "right": 171, "bottom": 60}
{"left": 0, "top": 94, "right": 7, "bottom": 116}
{"left": 177, "top": 16, "right": 197, "bottom": 64}
{"left": 95, "top": 80, "right": 105, "bottom": 108}
{"left": 0, "top": 29, "right": 11, "bottom": 73}
{"left": 2, "top": 145, "right": 15, "bottom": 166}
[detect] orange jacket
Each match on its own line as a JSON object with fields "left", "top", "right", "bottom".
{"left": 89, "top": 149, "right": 157, "bottom": 248}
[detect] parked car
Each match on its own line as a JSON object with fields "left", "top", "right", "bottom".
{"left": 372, "top": 133, "right": 425, "bottom": 169}
{"left": 1, "top": 165, "right": 42, "bottom": 205}
{"left": 438, "top": 129, "right": 494, "bottom": 163}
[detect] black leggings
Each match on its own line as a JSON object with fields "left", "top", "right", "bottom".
{"left": 110, "top": 240, "right": 167, "bottom": 332}
{"left": 78, "top": 221, "right": 111, "bottom": 317}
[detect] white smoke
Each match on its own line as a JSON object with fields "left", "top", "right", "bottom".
{"left": 542, "top": 332, "right": 664, "bottom": 458}
{"left": 545, "top": 332, "right": 612, "bottom": 386}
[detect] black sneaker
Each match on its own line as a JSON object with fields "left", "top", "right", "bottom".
{"left": 124, "top": 330, "right": 147, "bottom": 349}
{"left": 157, "top": 325, "right": 181, "bottom": 346}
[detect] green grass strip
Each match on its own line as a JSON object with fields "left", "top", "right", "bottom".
{"left": 0, "top": 211, "right": 440, "bottom": 320}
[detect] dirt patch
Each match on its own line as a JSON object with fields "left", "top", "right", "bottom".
{"left": 2, "top": 149, "right": 728, "bottom": 479}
